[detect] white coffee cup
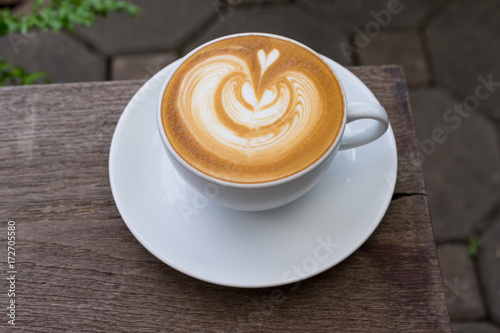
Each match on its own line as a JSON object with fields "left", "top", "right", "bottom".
{"left": 157, "top": 33, "right": 389, "bottom": 211}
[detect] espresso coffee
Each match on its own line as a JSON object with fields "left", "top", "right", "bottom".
{"left": 161, "top": 35, "right": 345, "bottom": 184}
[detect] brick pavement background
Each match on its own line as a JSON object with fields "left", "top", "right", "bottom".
{"left": 1, "top": 1, "right": 499, "bottom": 331}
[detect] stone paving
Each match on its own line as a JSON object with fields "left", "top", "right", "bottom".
{"left": 438, "top": 244, "right": 486, "bottom": 320}
{"left": 1, "top": 0, "right": 499, "bottom": 331}
{"left": 410, "top": 88, "right": 500, "bottom": 242}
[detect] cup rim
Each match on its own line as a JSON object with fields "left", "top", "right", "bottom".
{"left": 156, "top": 32, "right": 347, "bottom": 189}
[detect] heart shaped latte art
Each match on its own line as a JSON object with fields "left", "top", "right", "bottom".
{"left": 177, "top": 49, "right": 323, "bottom": 158}
{"left": 162, "top": 36, "right": 344, "bottom": 183}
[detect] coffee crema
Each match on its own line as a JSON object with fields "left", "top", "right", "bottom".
{"left": 161, "top": 35, "right": 344, "bottom": 184}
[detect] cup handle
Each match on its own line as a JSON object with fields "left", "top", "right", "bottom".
{"left": 339, "top": 102, "right": 389, "bottom": 150}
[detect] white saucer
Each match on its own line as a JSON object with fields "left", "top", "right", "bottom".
{"left": 109, "top": 56, "right": 397, "bottom": 288}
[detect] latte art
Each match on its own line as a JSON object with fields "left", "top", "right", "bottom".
{"left": 162, "top": 36, "right": 344, "bottom": 183}
{"left": 179, "top": 50, "right": 321, "bottom": 157}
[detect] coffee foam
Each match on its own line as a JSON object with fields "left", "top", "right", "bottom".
{"left": 162, "top": 36, "right": 344, "bottom": 184}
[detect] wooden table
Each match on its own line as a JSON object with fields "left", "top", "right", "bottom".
{"left": 0, "top": 66, "right": 451, "bottom": 332}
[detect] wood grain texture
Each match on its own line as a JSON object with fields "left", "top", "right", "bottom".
{"left": 0, "top": 66, "right": 449, "bottom": 332}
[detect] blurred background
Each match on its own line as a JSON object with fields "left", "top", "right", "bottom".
{"left": 1, "top": 0, "right": 499, "bottom": 331}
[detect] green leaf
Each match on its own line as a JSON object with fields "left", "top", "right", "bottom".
{"left": 467, "top": 235, "right": 480, "bottom": 257}
{"left": 0, "top": 0, "right": 141, "bottom": 38}
{"left": 0, "top": 61, "right": 49, "bottom": 86}
{"left": 0, "top": 1, "right": 141, "bottom": 85}
{"left": 0, "top": 61, "right": 11, "bottom": 71}
{"left": 23, "top": 71, "right": 48, "bottom": 85}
